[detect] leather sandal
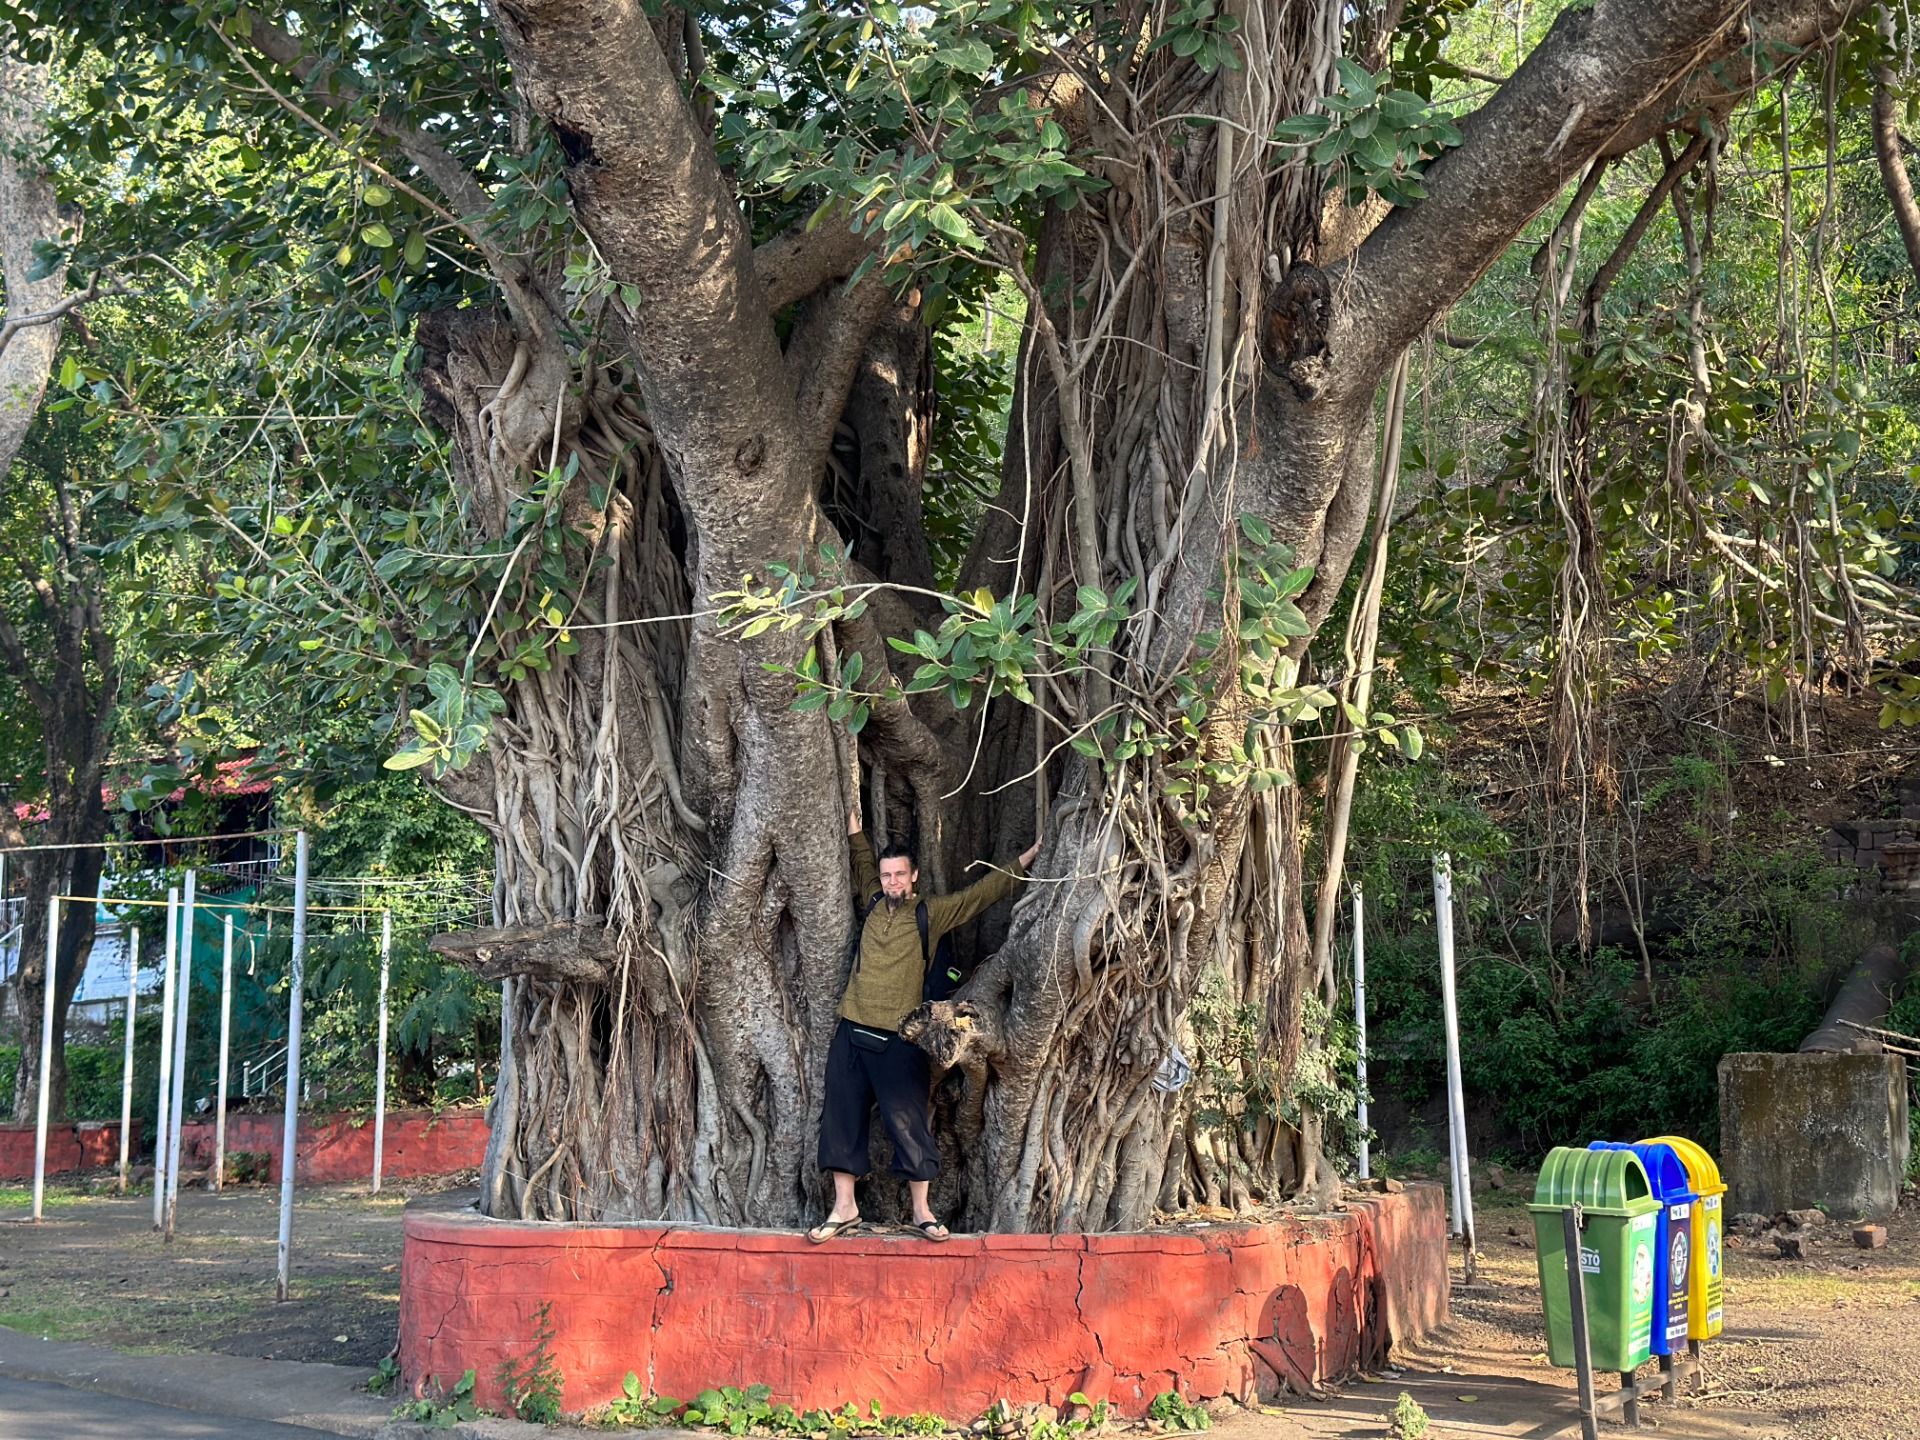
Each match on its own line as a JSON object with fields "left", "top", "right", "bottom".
{"left": 913, "top": 1218, "right": 950, "bottom": 1242}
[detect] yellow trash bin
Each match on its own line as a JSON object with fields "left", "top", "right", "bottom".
{"left": 1644, "top": 1135, "right": 1725, "bottom": 1340}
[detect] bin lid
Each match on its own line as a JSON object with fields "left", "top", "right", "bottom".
{"left": 1641, "top": 1134, "right": 1726, "bottom": 1196}
{"left": 1529, "top": 1145, "right": 1660, "bottom": 1216}
{"left": 1590, "top": 1141, "right": 1694, "bottom": 1204}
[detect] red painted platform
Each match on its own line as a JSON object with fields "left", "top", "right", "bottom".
{"left": 179, "top": 1108, "right": 487, "bottom": 1183}
{"left": 0, "top": 1119, "right": 139, "bottom": 1180}
{"left": 401, "top": 1186, "right": 1448, "bottom": 1418}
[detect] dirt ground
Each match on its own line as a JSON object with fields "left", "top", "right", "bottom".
{"left": 4, "top": 1173, "right": 1916, "bottom": 1437}
{"left": 1246, "top": 1183, "right": 1920, "bottom": 1440}
{"left": 0, "top": 1173, "right": 474, "bottom": 1372}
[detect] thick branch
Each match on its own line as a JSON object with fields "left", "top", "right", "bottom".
{"left": 754, "top": 218, "right": 875, "bottom": 312}
{"left": 787, "top": 274, "right": 896, "bottom": 473}
{"left": 1345, "top": 0, "right": 1866, "bottom": 385}
{"left": 492, "top": 0, "right": 812, "bottom": 558}
{"left": 1600, "top": 0, "right": 1864, "bottom": 159}
{"left": 430, "top": 921, "right": 617, "bottom": 983}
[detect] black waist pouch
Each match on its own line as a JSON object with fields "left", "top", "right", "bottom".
{"left": 847, "top": 1023, "right": 893, "bottom": 1053}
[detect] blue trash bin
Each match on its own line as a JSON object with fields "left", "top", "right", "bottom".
{"left": 1590, "top": 1140, "right": 1696, "bottom": 1356}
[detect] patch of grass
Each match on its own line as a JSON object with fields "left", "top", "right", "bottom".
{"left": 1375, "top": 1145, "right": 1447, "bottom": 1179}
{"left": 0, "top": 1300, "right": 124, "bottom": 1341}
{"left": 1473, "top": 1184, "right": 1532, "bottom": 1215}
{"left": 1725, "top": 1267, "right": 1920, "bottom": 1309}
{"left": 0, "top": 1185, "right": 90, "bottom": 1208}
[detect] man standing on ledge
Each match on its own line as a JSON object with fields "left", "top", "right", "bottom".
{"left": 808, "top": 805, "right": 1040, "bottom": 1243}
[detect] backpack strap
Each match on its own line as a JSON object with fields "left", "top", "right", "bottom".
{"left": 849, "top": 893, "right": 884, "bottom": 972}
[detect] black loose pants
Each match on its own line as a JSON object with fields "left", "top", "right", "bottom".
{"left": 817, "top": 1018, "right": 938, "bottom": 1181}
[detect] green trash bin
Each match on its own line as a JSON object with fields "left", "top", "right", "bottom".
{"left": 1530, "top": 1146, "right": 1662, "bottom": 1372}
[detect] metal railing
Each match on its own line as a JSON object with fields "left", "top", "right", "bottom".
{"left": 240, "top": 1043, "right": 286, "bottom": 1099}
{"left": 236, "top": 1044, "right": 313, "bottom": 1104}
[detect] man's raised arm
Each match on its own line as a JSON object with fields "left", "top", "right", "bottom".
{"left": 848, "top": 804, "right": 880, "bottom": 903}
{"left": 925, "top": 834, "right": 1042, "bottom": 932}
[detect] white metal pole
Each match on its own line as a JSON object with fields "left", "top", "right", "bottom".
{"left": 372, "top": 909, "right": 391, "bottom": 1194}
{"left": 164, "top": 870, "right": 195, "bottom": 1240}
{"left": 153, "top": 888, "right": 179, "bottom": 1228}
{"left": 31, "top": 897, "right": 59, "bottom": 1222}
{"left": 118, "top": 924, "right": 139, "bottom": 1194}
{"left": 214, "top": 914, "right": 234, "bottom": 1193}
{"left": 1353, "top": 882, "right": 1370, "bottom": 1183}
{"left": 1433, "top": 854, "right": 1475, "bottom": 1253}
{"left": 277, "top": 831, "right": 308, "bottom": 1302}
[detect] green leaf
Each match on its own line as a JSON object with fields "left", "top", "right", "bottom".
{"left": 360, "top": 223, "right": 396, "bottom": 249}
{"left": 383, "top": 748, "right": 436, "bottom": 771}
{"left": 927, "top": 202, "right": 983, "bottom": 248}
{"left": 362, "top": 183, "right": 393, "bottom": 206}
{"left": 934, "top": 37, "right": 994, "bottom": 75}
{"left": 1272, "top": 113, "right": 1331, "bottom": 142}
{"left": 1334, "top": 56, "right": 1377, "bottom": 106}
{"left": 1273, "top": 566, "right": 1314, "bottom": 600}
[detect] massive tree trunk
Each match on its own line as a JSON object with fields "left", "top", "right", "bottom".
{"left": 225, "top": 0, "right": 1866, "bottom": 1228}
{"left": 1, "top": 52, "right": 114, "bottom": 1125}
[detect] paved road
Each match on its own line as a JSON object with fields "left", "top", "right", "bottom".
{"left": 0, "top": 1375, "right": 328, "bottom": 1438}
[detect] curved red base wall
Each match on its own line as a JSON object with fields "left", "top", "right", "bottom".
{"left": 400, "top": 1186, "right": 1447, "bottom": 1419}
{"left": 0, "top": 1120, "right": 138, "bottom": 1180}
{"left": 178, "top": 1108, "right": 487, "bottom": 1183}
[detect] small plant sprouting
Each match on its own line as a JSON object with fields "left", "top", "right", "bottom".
{"left": 496, "top": 1299, "right": 565, "bottom": 1423}
{"left": 1145, "top": 1392, "right": 1210, "bottom": 1432}
{"left": 366, "top": 1354, "right": 400, "bottom": 1396}
{"left": 391, "top": 1368, "right": 483, "bottom": 1427}
{"left": 1031, "top": 1392, "right": 1112, "bottom": 1440}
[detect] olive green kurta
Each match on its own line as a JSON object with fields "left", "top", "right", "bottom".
{"left": 839, "top": 831, "right": 1026, "bottom": 1031}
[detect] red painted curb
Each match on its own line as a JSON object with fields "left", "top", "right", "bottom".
{"left": 0, "top": 1120, "right": 139, "bottom": 1180}
{"left": 400, "top": 1186, "right": 1448, "bottom": 1418}
{"left": 178, "top": 1108, "right": 487, "bottom": 1183}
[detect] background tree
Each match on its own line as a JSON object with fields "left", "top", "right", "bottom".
{"left": 0, "top": 50, "right": 119, "bottom": 1123}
